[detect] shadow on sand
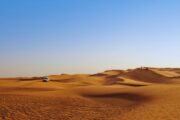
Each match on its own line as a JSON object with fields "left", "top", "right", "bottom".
{"left": 82, "top": 92, "right": 150, "bottom": 103}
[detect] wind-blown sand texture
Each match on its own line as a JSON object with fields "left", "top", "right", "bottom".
{"left": 0, "top": 68, "right": 180, "bottom": 120}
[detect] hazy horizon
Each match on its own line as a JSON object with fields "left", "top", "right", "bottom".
{"left": 1, "top": 0, "right": 180, "bottom": 77}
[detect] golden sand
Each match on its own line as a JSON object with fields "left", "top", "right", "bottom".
{"left": 0, "top": 68, "right": 180, "bottom": 120}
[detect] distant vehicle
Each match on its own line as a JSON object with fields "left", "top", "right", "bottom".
{"left": 42, "top": 76, "right": 49, "bottom": 82}
{"left": 137, "top": 67, "right": 149, "bottom": 70}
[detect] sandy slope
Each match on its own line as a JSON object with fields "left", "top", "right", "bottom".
{"left": 0, "top": 68, "right": 180, "bottom": 120}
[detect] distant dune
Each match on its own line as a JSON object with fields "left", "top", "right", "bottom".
{"left": 0, "top": 67, "right": 180, "bottom": 120}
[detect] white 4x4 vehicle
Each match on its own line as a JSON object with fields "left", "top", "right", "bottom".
{"left": 42, "top": 76, "right": 49, "bottom": 82}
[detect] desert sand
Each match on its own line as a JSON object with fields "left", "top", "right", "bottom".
{"left": 0, "top": 67, "right": 180, "bottom": 120}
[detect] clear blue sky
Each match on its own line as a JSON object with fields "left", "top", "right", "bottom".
{"left": 1, "top": 0, "right": 180, "bottom": 77}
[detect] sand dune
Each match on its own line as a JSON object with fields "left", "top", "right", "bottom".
{"left": 122, "top": 68, "right": 171, "bottom": 83}
{"left": 0, "top": 68, "right": 180, "bottom": 120}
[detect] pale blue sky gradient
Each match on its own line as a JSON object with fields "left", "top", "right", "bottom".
{"left": 1, "top": 0, "right": 180, "bottom": 77}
